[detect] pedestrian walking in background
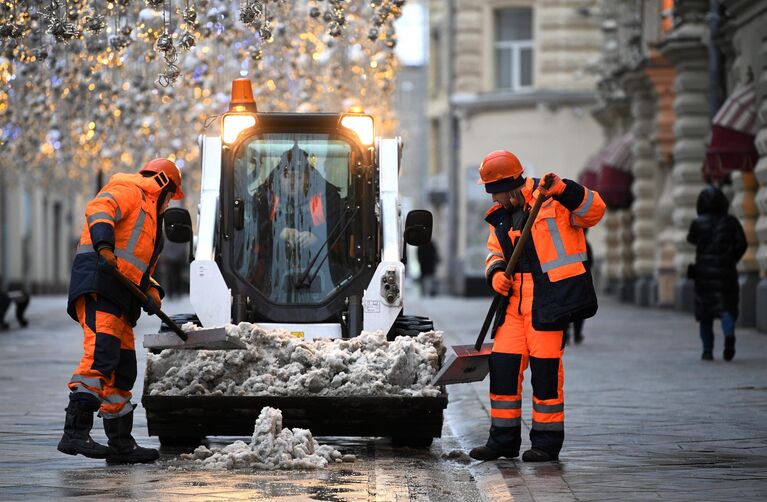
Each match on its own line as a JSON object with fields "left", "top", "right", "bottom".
{"left": 417, "top": 240, "right": 440, "bottom": 297}
{"left": 564, "top": 230, "right": 593, "bottom": 345}
{"left": 58, "top": 158, "right": 184, "bottom": 464}
{"left": 687, "top": 185, "right": 747, "bottom": 361}
{"left": 469, "top": 151, "right": 605, "bottom": 463}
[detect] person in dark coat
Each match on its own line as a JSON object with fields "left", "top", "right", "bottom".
{"left": 687, "top": 185, "right": 747, "bottom": 361}
{"left": 416, "top": 241, "right": 440, "bottom": 297}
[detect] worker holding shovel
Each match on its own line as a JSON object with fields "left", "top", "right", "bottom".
{"left": 58, "top": 159, "right": 184, "bottom": 464}
{"left": 469, "top": 151, "right": 605, "bottom": 462}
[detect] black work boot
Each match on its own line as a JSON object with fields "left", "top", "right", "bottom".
{"left": 469, "top": 445, "right": 519, "bottom": 461}
{"left": 723, "top": 336, "right": 735, "bottom": 361}
{"left": 103, "top": 410, "right": 159, "bottom": 464}
{"left": 57, "top": 397, "right": 110, "bottom": 459}
{"left": 522, "top": 448, "right": 558, "bottom": 462}
{"left": 701, "top": 350, "right": 713, "bottom": 361}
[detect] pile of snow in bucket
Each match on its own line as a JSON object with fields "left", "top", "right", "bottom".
{"left": 146, "top": 323, "right": 444, "bottom": 397}
{"left": 175, "top": 407, "right": 354, "bottom": 470}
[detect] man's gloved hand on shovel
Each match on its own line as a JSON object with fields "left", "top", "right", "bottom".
{"left": 143, "top": 287, "right": 162, "bottom": 316}
{"left": 97, "top": 246, "right": 118, "bottom": 271}
{"left": 491, "top": 271, "right": 513, "bottom": 296}
{"left": 539, "top": 172, "right": 566, "bottom": 197}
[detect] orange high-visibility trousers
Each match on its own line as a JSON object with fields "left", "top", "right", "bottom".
{"left": 68, "top": 294, "right": 136, "bottom": 419}
{"left": 488, "top": 272, "right": 565, "bottom": 454}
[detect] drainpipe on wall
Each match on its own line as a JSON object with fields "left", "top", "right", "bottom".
{"left": 707, "top": 0, "right": 724, "bottom": 120}
{"left": 447, "top": 0, "right": 461, "bottom": 295}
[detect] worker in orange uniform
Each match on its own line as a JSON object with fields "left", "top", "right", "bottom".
{"left": 58, "top": 159, "right": 184, "bottom": 464}
{"left": 469, "top": 150, "right": 605, "bottom": 462}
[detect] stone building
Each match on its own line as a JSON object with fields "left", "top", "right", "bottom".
{"left": 585, "top": 0, "right": 767, "bottom": 329}
{"left": 427, "top": 0, "right": 605, "bottom": 295}
{"left": 0, "top": 168, "right": 84, "bottom": 294}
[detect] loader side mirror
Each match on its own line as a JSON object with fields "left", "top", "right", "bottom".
{"left": 404, "top": 210, "right": 433, "bottom": 247}
{"left": 165, "top": 208, "right": 193, "bottom": 243}
{"left": 164, "top": 207, "right": 195, "bottom": 262}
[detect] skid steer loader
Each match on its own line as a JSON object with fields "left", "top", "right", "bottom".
{"left": 141, "top": 79, "right": 446, "bottom": 447}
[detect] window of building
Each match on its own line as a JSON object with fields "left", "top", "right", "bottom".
{"left": 494, "top": 7, "right": 534, "bottom": 91}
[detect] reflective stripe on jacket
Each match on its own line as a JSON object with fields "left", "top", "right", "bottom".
{"left": 67, "top": 173, "right": 166, "bottom": 324}
{"left": 484, "top": 177, "right": 606, "bottom": 330}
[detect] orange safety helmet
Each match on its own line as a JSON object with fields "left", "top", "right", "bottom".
{"left": 477, "top": 150, "right": 526, "bottom": 193}
{"left": 140, "top": 158, "right": 185, "bottom": 200}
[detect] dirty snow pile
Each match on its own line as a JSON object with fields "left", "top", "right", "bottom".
{"left": 177, "top": 407, "right": 352, "bottom": 470}
{"left": 147, "top": 322, "right": 444, "bottom": 397}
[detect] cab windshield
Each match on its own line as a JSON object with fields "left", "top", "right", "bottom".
{"left": 232, "top": 133, "right": 364, "bottom": 305}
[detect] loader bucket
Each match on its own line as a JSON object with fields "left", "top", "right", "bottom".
{"left": 142, "top": 327, "right": 247, "bottom": 350}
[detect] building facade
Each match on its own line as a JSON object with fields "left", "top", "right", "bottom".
{"left": 427, "top": 0, "right": 605, "bottom": 295}
{"left": 586, "top": 0, "right": 767, "bottom": 329}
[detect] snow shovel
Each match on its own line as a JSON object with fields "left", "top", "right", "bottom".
{"left": 109, "top": 267, "right": 245, "bottom": 350}
{"left": 432, "top": 190, "right": 550, "bottom": 386}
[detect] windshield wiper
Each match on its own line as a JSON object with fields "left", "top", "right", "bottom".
{"left": 295, "top": 205, "right": 359, "bottom": 289}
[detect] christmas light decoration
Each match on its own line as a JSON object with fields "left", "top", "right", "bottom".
{"left": 0, "top": 0, "right": 406, "bottom": 203}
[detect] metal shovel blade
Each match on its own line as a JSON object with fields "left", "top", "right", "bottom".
{"left": 431, "top": 343, "right": 494, "bottom": 386}
{"left": 142, "top": 327, "right": 247, "bottom": 350}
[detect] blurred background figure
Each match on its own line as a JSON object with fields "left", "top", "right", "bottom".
{"left": 687, "top": 185, "right": 747, "bottom": 361}
{"left": 0, "top": 277, "right": 30, "bottom": 330}
{"left": 417, "top": 240, "right": 440, "bottom": 297}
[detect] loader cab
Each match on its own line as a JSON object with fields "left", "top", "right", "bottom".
{"left": 219, "top": 111, "right": 378, "bottom": 324}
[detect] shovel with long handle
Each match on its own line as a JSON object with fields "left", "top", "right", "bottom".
{"left": 431, "top": 188, "right": 550, "bottom": 386}
{"left": 109, "top": 267, "right": 188, "bottom": 342}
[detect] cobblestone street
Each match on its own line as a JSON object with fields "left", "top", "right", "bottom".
{"left": 1, "top": 292, "right": 767, "bottom": 500}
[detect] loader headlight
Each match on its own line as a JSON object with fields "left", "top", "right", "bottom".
{"left": 222, "top": 114, "right": 257, "bottom": 145}
{"left": 340, "top": 114, "right": 375, "bottom": 146}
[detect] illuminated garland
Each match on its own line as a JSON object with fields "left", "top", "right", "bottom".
{"left": 0, "top": 0, "right": 405, "bottom": 198}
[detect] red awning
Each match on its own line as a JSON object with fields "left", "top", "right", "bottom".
{"left": 577, "top": 152, "right": 602, "bottom": 190}
{"left": 598, "top": 133, "right": 634, "bottom": 210}
{"left": 704, "top": 84, "right": 758, "bottom": 182}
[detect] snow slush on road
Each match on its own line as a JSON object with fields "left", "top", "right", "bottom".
{"left": 171, "top": 407, "right": 352, "bottom": 471}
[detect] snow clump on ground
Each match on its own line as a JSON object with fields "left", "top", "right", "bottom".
{"left": 146, "top": 322, "right": 444, "bottom": 397}
{"left": 176, "top": 407, "right": 349, "bottom": 470}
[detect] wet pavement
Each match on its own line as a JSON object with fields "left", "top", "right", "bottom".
{"left": 1, "top": 292, "right": 767, "bottom": 500}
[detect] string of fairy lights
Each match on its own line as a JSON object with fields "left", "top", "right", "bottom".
{"left": 0, "top": 0, "right": 406, "bottom": 197}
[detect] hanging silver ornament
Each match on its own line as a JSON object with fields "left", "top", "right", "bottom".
{"left": 85, "top": 15, "right": 107, "bottom": 34}
{"left": 0, "top": 24, "right": 24, "bottom": 39}
{"left": 385, "top": 34, "right": 396, "bottom": 49}
{"left": 259, "top": 25, "right": 272, "bottom": 40}
{"left": 328, "top": 22, "right": 342, "bottom": 37}
{"left": 309, "top": 7, "right": 321, "bottom": 18}
{"left": 33, "top": 47, "right": 49, "bottom": 61}
{"left": 183, "top": 6, "right": 197, "bottom": 24}
{"left": 158, "top": 62, "right": 181, "bottom": 87}
{"left": 155, "top": 31, "right": 174, "bottom": 52}
{"left": 322, "top": 11, "right": 333, "bottom": 22}
{"left": 367, "top": 27, "right": 378, "bottom": 41}
{"left": 248, "top": 45, "right": 263, "bottom": 61}
{"left": 179, "top": 31, "right": 196, "bottom": 50}
{"left": 48, "top": 20, "right": 80, "bottom": 43}
{"left": 110, "top": 34, "right": 132, "bottom": 51}
{"left": 146, "top": 0, "right": 164, "bottom": 7}
{"left": 121, "top": 25, "right": 133, "bottom": 36}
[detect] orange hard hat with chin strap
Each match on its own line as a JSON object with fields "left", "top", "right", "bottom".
{"left": 139, "top": 158, "right": 185, "bottom": 200}
{"left": 478, "top": 150, "right": 526, "bottom": 193}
